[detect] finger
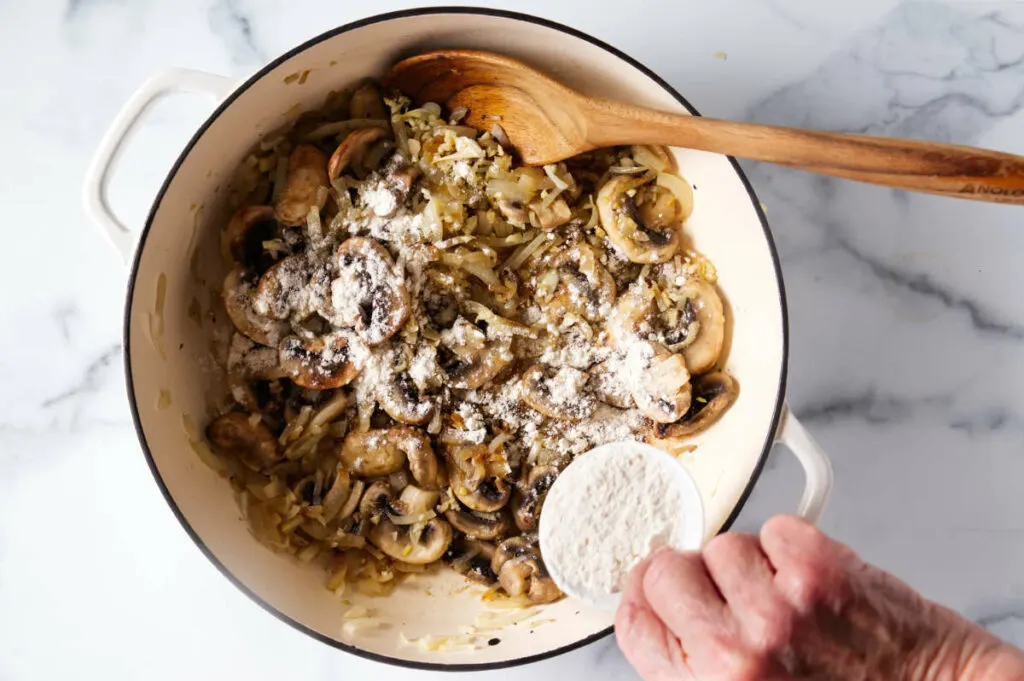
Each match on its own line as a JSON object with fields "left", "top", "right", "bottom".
{"left": 620, "top": 547, "right": 659, "bottom": 608}
{"left": 704, "top": 533, "right": 792, "bottom": 650}
{"left": 760, "top": 515, "right": 852, "bottom": 612}
{"left": 642, "top": 549, "right": 729, "bottom": 639}
{"left": 616, "top": 600, "right": 692, "bottom": 681}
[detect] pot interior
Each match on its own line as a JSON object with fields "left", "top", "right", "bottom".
{"left": 126, "top": 10, "right": 785, "bottom": 668}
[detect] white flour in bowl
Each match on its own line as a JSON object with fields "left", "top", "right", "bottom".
{"left": 539, "top": 441, "right": 704, "bottom": 608}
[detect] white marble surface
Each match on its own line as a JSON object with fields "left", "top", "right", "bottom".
{"left": 2, "top": 0, "right": 1024, "bottom": 678}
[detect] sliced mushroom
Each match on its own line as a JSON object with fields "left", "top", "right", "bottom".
{"left": 597, "top": 175, "right": 682, "bottom": 263}
{"left": 340, "top": 426, "right": 432, "bottom": 480}
{"left": 492, "top": 537, "right": 561, "bottom": 604}
{"left": 420, "top": 266, "right": 470, "bottom": 331}
{"left": 647, "top": 371, "right": 739, "bottom": 445}
{"left": 448, "top": 538, "right": 498, "bottom": 585}
{"left": 529, "top": 196, "right": 572, "bottom": 229}
{"left": 399, "top": 484, "right": 441, "bottom": 515}
{"left": 586, "top": 358, "right": 634, "bottom": 409}
{"left": 222, "top": 266, "right": 289, "bottom": 346}
{"left": 274, "top": 143, "right": 330, "bottom": 227}
{"left": 349, "top": 81, "right": 387, "bottom": 120}
{"left": 628, "top": 342, "right": 692, "bottom": 424}
{"left": 444, "top": 503, "right": 511, "bottom": 541}
{"left": 293, "top": 472, "right": 325, "bottom": 506}
{"left": 521, "top": 364, "right": 596, "bottom": 421}
{"left": 328, "top": 127, "right": 388, "bottom": 181}
{"left": 402, "top": 429, "right": 442, "bottom": 490}
{"left": 206, "top": 412, "right": 279, "bottom": 468}
{"left": 510, "top": 465, "right": 557, "bottom": 532}
{"left": 437, "top": 318, "right": 513, "bottom": 390}
{"left": 331, "top": 237, "right": 410, "bottom": 345}
{"left": 496, "top": 197, "right": 528, "bottom": 224}
{"left": 545, "top": 243, "right": 617, "bottom": 322}
{"left": 221, "top": 205, "right": 280, "bottom": 269}
{"left": 359, "top": 479, "right": 405, "bottom": 519}
{"left": 227, "top": 333, "right": 286, "bottom": 412}
{"left": 447, "top": 445, "right": 512, "bottom": 513}
{"left": 278, "top": 334, "right": 359, "bottom": 390}
{"left": 659, "top": 298, "right": 701, "bottom": 352}
{"left": 253, "top": 254, "right": 312, "bottom": 321}
{"left": 679, "top": 279, "right": 725, "bottom": 375}
{"left": 379, "top": 373, "right": 435, "bottom": 426}
{"left": 362, "top": 481, "right": 454, "bottom": 564}
{"left": 605, "top": 288, "right": 656, "bottom": 349}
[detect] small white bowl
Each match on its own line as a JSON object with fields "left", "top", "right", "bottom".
{"left": 540, "top": 442, "right": 705, "bottom": 612}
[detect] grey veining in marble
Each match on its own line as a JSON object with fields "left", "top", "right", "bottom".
{"left": 1, "top": 1, "right": 1023, "bottom": 679}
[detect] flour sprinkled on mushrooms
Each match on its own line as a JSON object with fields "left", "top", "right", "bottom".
{"left": 203, "top": 79, "right": 737, "bottom": 606}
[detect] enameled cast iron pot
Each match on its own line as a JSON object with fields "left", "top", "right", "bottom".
{"left": 83, "top": 8, "right": 833, "bottom": 671}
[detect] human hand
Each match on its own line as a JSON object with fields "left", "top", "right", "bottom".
{"left": 616, "top": 515, "right": 1024, "bottom": 681}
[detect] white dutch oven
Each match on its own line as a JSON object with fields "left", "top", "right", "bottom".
{"left": 83, "top": 8, "right": 833, "bottom": 671}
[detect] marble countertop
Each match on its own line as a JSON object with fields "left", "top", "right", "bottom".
{"left": 3, "top": 0, "right": 1024, "bottom": 678}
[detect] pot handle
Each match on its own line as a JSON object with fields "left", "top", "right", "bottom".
{"left": 776, "top": 404, "right": 834, "bottom": 524}
{"left": 82, "top": 68, "right": 235, "bottom": 264}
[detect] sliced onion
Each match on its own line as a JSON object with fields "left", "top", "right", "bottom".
{"left": 542, "top": 164, "right": 569, "bottom": 190}
{"left": 390, "top": 510, "right": 436, "bottom": 526}
{"left": 656, "top": 172, "right": 695, "bottom": 222}
{"left": 503, "top": 231, "right": 549, "bottom": 271}
{"left": 491, "top": 123, "right": 511, "bottom": 149}
{"left": 310, "top": 391, "right": 351, "bottom": 429}
{"left": 433, "top": 124, "right": 478, "bottom": 138}
{"left": 300, "top": 118, "right": 389, "bottom": 141}
{"left": 388, "top": 469, "right": 410, "bottom": 492}
{"left": 337, "top": 480, "right": 364, "bottom": 521}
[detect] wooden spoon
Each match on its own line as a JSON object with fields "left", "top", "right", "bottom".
{"left": 384, "top": 50, "right": 1024, "bottom": 205}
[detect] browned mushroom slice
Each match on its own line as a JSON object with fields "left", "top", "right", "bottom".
{"left": 206, "top": 412, "right": 279, "bottom": 468}
{"left": 586, "top": 358, "right": 634, "bottom": 409}
{"left": 447, "top": 445, "right": 511, "bottom": 513}
{"left": 544, "top": 243, "right": 617, "bottom": 322}
{"left": 510, "top": 465, "right": 558, "bottom": 533}
{"left": 379, "top": 373, "right": 435, "bottom": 426}
{"left": 331, "top": 237, "right": 410, "bottom": 346}
{"left": 678, "top": 279, "right": 725, "bottom": 375}
{"left": 420, "top": 266, "right": 471, "bottom": 331}
{"left": 605, "top": 288, "right": 656, "bottom": 349}
{"left": 253, "top": 254, "right": 312, "bottom": 321}
{"left": 496, "top": 197, "right": 528, "bottom": 224}
{"left": 222, "top": 266, "right": 289, "bottom": 346}
{"left": 629, "top": 343, "right": 692, "bottom": 424}
{"left": 278, "top": 334, "right": 359, "bottom": 390}
{"left": 597, "top": 175, "right": 682, "bottom": 264}
{"left": 647, "top": 372, "right": 738, "bottom": 445}
{"left": 448, "top": 538, "right": 498, "bottom": 585}
{"left": 328, "top": 127, "right": 388, "bottom": 181}
{"left": 339, "top": 426, "right": 434, "bottom": 482}
{"left": 437, "top": 318, "right": 513, "bottom": 390}
{"left": 360, "top": 480, "right": 453, "bottom": 564}
{"left": 520, "top": 364, "right": 596, "bottom": 421}
{"left": 227, "top": 333, "right": 286, "bottom": 411}
{"left": 491, "top": 537, "right": 562, "bottom": 604}
{"left": 274, "top": 143, "right": 330, "bottom": 227}
{"left": 221, "top": 205, "right": 280, "bottom": 269}
{"left": 529, "top": 196, "right": 572, "bottom": 229}
{"left": 349, "top": 81, "right": 387, "bottom": 120}
{"left": 370, "top": 517, "right": 452, "bottom": 565}
{"left": 444, "top": 503, "right": 511, "bottom": 541}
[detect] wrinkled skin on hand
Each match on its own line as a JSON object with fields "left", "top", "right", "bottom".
{"left": 616, "top": 515, "right": 1024, "bottom": 681}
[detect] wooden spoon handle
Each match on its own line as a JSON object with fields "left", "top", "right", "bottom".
{"left": 585, "top": 102, "right": 1024, "bottom": 204}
